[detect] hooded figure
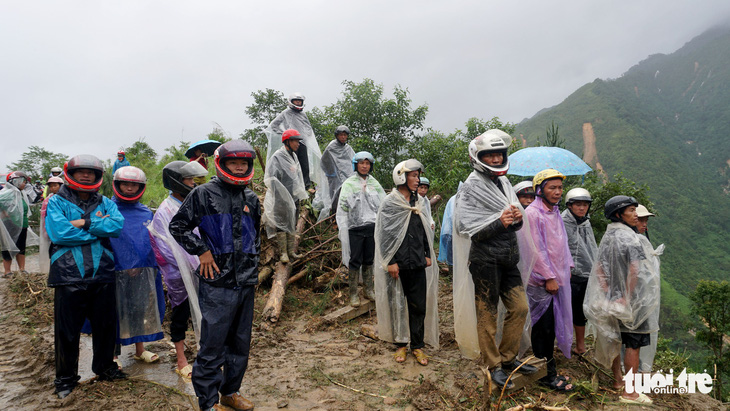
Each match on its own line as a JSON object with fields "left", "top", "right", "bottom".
{"left": 321, "top": 125, "right": 356, "bottom": 199}
{"left": 265, "top": 92, "right": 331, "bottom": 217}
{"left": 374, "top": 159, "right": 439, "bottom": 366}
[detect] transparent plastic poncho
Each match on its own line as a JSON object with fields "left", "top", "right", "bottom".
{"left": 523, "top": 197, "right": 574, "bottom": 358}
{"left": 452, "top": 172, "right": 537, "bottom": 359}
{"left": 39, "top": 195, "right": 54, "bottom": 272}
{"left": 265, "top": 108, "right": 331, "bottom": 218}
{"left": 0, "top": 183, "right": 30, "bottom": 257}
{"left": 263, "top": 147, "right": 309, "bottom": 238}
{"left": 321, "top": 140, "right": 355, "bottom": 199}
{"left": 336, "top": 174, "right": 385, "bottom": 267}
{"left": 583, "top": 223, "right": 661, "bottom": 368}
{"left": 373, "top": 190, "right": 439, "bottom": 349}
{"left": 561, "top": 209, "right": 598, "bottom": 278}
{"left": 146, "top": 197, "right": 202, "bottom": 343}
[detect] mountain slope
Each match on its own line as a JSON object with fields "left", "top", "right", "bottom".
{"left": 514, "top": 26, "right": 730, "bottom": 298}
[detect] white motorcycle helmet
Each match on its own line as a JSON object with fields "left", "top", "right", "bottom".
{"left": 468, "top": 129, "right": 512, "bottom": 176}
{"left": 287, "top": 92, "right": 305, "bottom": 111}
{"left": 392, "top": 159, "right": 424, "bottom": 186}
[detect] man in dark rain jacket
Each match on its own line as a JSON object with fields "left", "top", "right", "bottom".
{"left": 169, "top": 140, "right": 260, "bottom": 411}
{"left": 45, "top": 154, "right": 126, "bottom": 399}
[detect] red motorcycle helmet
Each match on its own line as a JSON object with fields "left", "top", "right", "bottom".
{"left": 281, "top": 129, "right": 303, "bottom": 143}
{"left": 112, "top": 166, "right": 147, "bottom": 202}
{"left": 64, "top": 154, "right": 104, "bottom": 192}
{"left": 214, "top": 140, "right": 256, "bottom": 186}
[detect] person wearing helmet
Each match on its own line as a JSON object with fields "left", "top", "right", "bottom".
{"left": 635, "top": 204, "right": 655, "bottom": 240}
{"left": 169, "top": 139, "right": 260, "bottom": 411}
{"left": 523, "top": 168, "right": 574, "bottom": 392}
{"left": 336, "top": 151, "right": 385, "bottom": 306}
{"left": 39, "top": 176, "right": 65, "bottom": 273}
{"left": 417, "top": 177, "right": 441, "bottom": 232}
{"left": 374, "top": 159, "right": 439, "bottom": 366}
{"left": 45, "top": 154, "right": 126, "bottom": 398}
{"left": 321, "top": 125, "right": 356, "bottom": 199}
{"left": 583, "top": 196, "right": 659, "bottom": 405}
{"left": 148, "top": 160, "right": 207, "bottom": 380}
{"left": 0, "top": 171, "right": 31, "bottom": 277}
{"left": 44, "top": 166, "right": 66, "bottom": 198}
{"left": 268, "top": 92, "right": 313, "bottom": 188}
{"left": 513, "top": 181, "right": 536, "bottom": 208}
{"left": 113, "top": 150, "right": 130, "bottom": 175}
{"left": 452, "top": 130, "right": 537, "bottom": 389}
{"left": 561, "top": 188, "right": 598, "bottom": 357}
{"left": 188, "top": 147, "right": 210, "bottom": 186}
{"left": 264, "top": 129, "right": 309, "bottom": 263}
{"left": 109, "top": 166, "right": 165, "bottom": 367}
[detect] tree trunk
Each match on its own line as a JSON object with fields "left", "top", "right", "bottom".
{"left": 261, "top": 207, "right": 309, "bottom": 326}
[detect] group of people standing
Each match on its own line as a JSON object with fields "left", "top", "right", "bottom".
{"left": 0, "top": 90, "right": 662, "bottom": 410}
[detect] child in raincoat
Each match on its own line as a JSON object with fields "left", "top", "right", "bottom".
{"left": 109, "top": 166, "right": 165, "bottom": 365}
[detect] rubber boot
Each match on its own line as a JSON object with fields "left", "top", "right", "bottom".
{"left": 277, "top": 232, "right": 289, "bottom": 263}
{"left": 287, "top": 233, "right": 303, "bottom": 259}
{"left": 348, "top": 268, "right": 361, "bottom": 307}
{"left": 362, "top": 265, "right": 376, "bottom": 301}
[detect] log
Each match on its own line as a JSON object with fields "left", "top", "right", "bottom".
{"left": 312, "top": 266, "right": 345, "bottom": 290}
{"left": 286, "top": 266, "right": 309, "bottom": 285}
{"left": 261, "top": 207, "right": 309, "bottom": 325}
{"left": 257, "top": 266, "right": 273, "bottom": 283}
{"left": 322, "top": 300, "right": 375, "bottom": 324}
{"left": 360, "top": 324, "right": 378, "bottom": 340}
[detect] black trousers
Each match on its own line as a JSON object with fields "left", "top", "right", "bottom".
{"left": 395, "top": 268, "right": 427, "bottom": 350}
{"left": 296, "top": 144, "right": 310, "bottom": 187}
{"left": 348, "top": 225, "right": 375, "bottom": 270}
{"left": 170, "top": 299, "right": 191, "bottom": 343}
{"left": 531, "top": 300, "right": 556, "bottom": 380}
{"left": 53, "top": 282, "right": 117, "bottom": 392}
{"left": 193, "top": 283, "right": 255, "bottom": 409}
{"left": 570, "top": 276, "right": 589, "bottom": 326}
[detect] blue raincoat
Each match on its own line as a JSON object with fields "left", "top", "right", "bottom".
{"left": 109, "top": 198, "right": 165, "bottom": 345}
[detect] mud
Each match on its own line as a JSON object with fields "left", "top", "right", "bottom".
{"left": 0, "top": 255, "right": 725, "bottom": 410}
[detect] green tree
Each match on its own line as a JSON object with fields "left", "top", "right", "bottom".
{"left": 9, "top": 146, "right": 68, "bottom": 182}
{"left": 690, "top": 280, "right": 730, "bottom": 400}
{"left": 160, "top": 141, "right": 191, "bottom": 164}
{"left": 207, "top": 125, "right": 232, "bottom": 144}
{"left": 241, "top": 89, "right": 287, "bottom": 148}
{"left": 124, "top": 138, "right": 158, "bottom": 167}
{"left": 543, "top": 120, "right": 565, "bottom": 148}
{"left": 322, "top": 79, "right": 428, "bottom": 183}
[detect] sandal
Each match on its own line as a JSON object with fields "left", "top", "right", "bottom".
{"left": 114, "top": 358, "right": 123, "bottom": 370}
{"left": 175, "top": 364, "right": 193, "bottom": 380}
{"left": 133, "top": 350, "right": 159, "bottom": 363}
{"left": 539, "top": 375, "right": 574, "bottom": 392}
{"left": 412, "top": 349, "right": 428, "bottom": 366}
{"left": 394, "top": 347, "right": 407, "bottom": 363}
{"left": 619, "top": 392, "right": 653, "bottom": 405}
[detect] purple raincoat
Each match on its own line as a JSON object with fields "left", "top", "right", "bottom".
{"left": 150, "top": 196, "right": 200, "bottom": 308}
{"left": 524, "top": 197, "right": 574, "bottom": 357}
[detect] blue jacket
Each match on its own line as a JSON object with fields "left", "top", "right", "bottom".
{"left": 45, "top": 185, "right": 124, "bottom": 286}
{"left": 109, "top": 198, "right": 157, "bottom": 270}
{"left": 169, "top": 177, "right": 261, "bottom": 288}
{"left": 113, "top": 158, "right": 130, "bottom": 174}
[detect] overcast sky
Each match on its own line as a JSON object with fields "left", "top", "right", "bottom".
{"left": 2, "top": 1, "right": 730, "bottom": 172}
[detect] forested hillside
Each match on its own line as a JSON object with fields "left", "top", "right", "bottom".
{"left": 515, "top": 26, "right": 730, "bottom": 314}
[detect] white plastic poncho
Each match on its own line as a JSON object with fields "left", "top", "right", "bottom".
{"left": 336, "top": 174, "right": 385, "bottom": 267}
{"left": 561, "top": 209, "right": 598, "bottom": 278}
{"left": 265, "top": 108, "right": 331, "bottom": 217}
{"left": 452, "top": 171, "right": 537, "bottom": 360}
{"left": 637, "top": 236, "right": 663, "bottom": 372}
{"left": 0, "top": 183, "right": 39, "bottom": 255}
{"left": 583, "top": 223, "right": 661, "bottom": 368}
{"left": 321, "top": 140, "right": 355, "bottom": 199}
{"left": 146, "top": 197, "right": 203, "bottom": 343}
{"left": 373, "top": 191, "right": 439, "bottom": 349}
{"left": 263, "top": 146, "right": 308, "bottom": 238}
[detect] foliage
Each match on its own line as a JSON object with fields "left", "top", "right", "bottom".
{"left": 8, "top": 146, "right": 68, "bottom": 182}
{"left": 241, "top": 89, "right": 287, "bottom": 148}
{"left": 653, "top": 337, "right": 691, "bottom": 373}
{"left": 690, "top": 280, "right": 730, "bottom": 400}
{"left": 542, "top": 120, "right": 565, "bottom": 148}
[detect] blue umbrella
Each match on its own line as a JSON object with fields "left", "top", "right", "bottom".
{"left": 185, "top": 140, "right": 222, "bottom": 158}
{"left": 508, "top": 146, "right": 592, "bottom": 176}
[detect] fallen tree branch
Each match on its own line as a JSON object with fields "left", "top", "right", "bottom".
{"left": 292, "top": 248, "right": 341, "bottom": 269}
{"left": 254, "top": 147, "right": 266, "bottom": 174}
{"left": 317, "top": 367, "right": 396, "bottom": 400}
{"left": 286, "top": 267, "right": 310, "bottom": 285}
{"left": 300, "top": 213, "right": 335, "bottom": 238}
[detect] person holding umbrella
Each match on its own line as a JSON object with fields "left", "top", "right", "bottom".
{"left": 185, "top": 140, "right": 221, "bottom": 185}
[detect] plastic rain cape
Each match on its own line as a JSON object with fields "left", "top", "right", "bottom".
{"left": 437, "top": 183, "right": 461, "bottom": 265}
{"left": 263, "top": 147, "right": 309, "bottom": 239}
{"left": 321, "top": 140, "right": 355, "bottom": 199}
{"left": 265, "top": 108, "right": 331, "bottom": 218}
{"left": 452, "top": 172, "right": 537, "bottom": 360}
{"left": 147, "top": 196, "right": 202, "bottom": 342}
{"left": 583, "top": 223, "right": 661, "bottom": 368}
{"left": 110, "top": 201, "right": 163, "bottom": 344}
{"left": 524, "top": 197, "right": 574, "bottom": 359}
{"left": 336, "top": 174, "right": 385, "bottom": 267}
{"left": 0, "top": 183, "right": 39, "bottom": 258}
{"left": 561, "top": 209, "right": 598, "bottom": 278}
{"left": 373, "top": 190, "right": 439, "bottom": 349}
